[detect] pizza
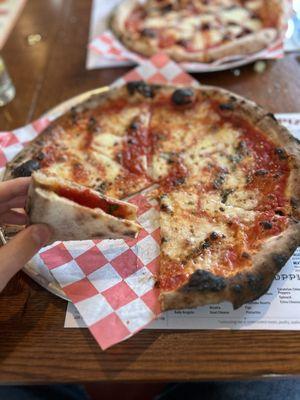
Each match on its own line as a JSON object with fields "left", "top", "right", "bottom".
{"left": 26, "top": 171, "right": 141, "bottom": 242}
{"left": 110, "top": 0, "right": 284, "bottom": 63}
{"left": 5, "top": 82, "right": 300, "bottom": 311}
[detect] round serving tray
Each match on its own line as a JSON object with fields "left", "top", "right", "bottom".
{"left": 0, "top": 86, "right": 109, "bottom": 301}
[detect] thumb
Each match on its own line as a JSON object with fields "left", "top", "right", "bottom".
{"left": 0, "top": 224, "right": 52, "bottom": 291}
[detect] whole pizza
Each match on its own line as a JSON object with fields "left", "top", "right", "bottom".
{"left": 5, "top": 82, "right": 300, "bottom": 311}
{"left": 110, "top": 0, "right": 284, "bottom": 63}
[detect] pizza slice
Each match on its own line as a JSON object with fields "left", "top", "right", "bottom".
{"left": 27, "top": 171, "right": 141, "bottom": 242}
{"left": 157, "top": 185, "right": 300, "bottom": 310}
{"left": 5, "top": 83, "right": 157, "bottom": 199}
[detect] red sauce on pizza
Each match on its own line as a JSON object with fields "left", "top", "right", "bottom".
{"left": 211, "top": 101, "right": 290, "bottom": 213}
{"left": 158, "top": 34, "right": 176, "bottom": 48}
{"left": 158, "top": 258, "right": 188, "bottom": 291}
{"left": 157, "top": 99, "right": 293, "bottom": 292}
{"left": 122, "top": 118, "right": 150, "bottom": 175}
{"left": 56, "top": 187, "right": 128, "bottom": 219}
{"left": 159, "top": 159, "right": 188, "bottom": 192}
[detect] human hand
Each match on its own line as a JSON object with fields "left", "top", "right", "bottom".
{"left": 0, "top": 178, "right": 52, "bottom": 291}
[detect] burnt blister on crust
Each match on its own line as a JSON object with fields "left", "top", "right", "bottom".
{"left": 219, "top": 103, "right": 234, "bottom": 111}
{"left": 126, "top": 81, "right": 155, "bottom": 98}
{"left": 182, "top": 270, "right": 226, "bottom": 293}
{"left": 260, "top": 221, "right": 273, "bottom": 230}
{"left": 171, "top": 88, "right": 195, "bottom": 106}
{"left": 70, "top": 107, "right": 78, "bottom": 124}
{"left": 141, "top": 28, "right": 157, "bottom": 38}
{"left": 275, "top": 148, "right": 288, "bottom": 160}
{"left": 265, "top": 112, "right": 277, "bottom": 122}
{"left": 272, "top": 253, "right": 289, "bottom": 270}
{"left": 290, "top": 197, "right": 300, "bottom": 209}
{"left": 232, "top": 284, "right": 243, "bottom": 293}
{"left": 12, "top": 159, "right": 40, "bottom": 178}
{"left": 246, "top": 273, "right": 264, "bottom": 293}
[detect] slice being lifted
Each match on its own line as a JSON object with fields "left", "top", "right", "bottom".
{"left": 27, "top": 171, "right": 141, "bottom": 242}
{"left": 5, "top": 81, "right": 300, "bottom": 311}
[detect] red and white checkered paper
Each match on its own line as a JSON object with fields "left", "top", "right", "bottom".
{"left": 88, "top": 0, "right": 292, "bottom": 72}
{"left": 0, "top": 54, "right": 198, "bottom": 349}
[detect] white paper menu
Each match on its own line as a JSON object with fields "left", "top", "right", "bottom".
{"left": 65, "top": 114, "right": 300, "bottom": 330}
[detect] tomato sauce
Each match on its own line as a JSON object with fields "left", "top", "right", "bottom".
{"left": 122, "top": 118, "right": 150, "bottom": 176}
{"left": 158, "top": 257, "right": 189, "bottom": 291}
{"left": 159, "top": 159, "right": 188, "bottom": 192}
{"left": 56, "top": 187, "right": 127, "bottom": 219}
{"left": 210, "top": 101, "right": 290, "bottom": 213}
{"left": 158, "top": 34, "right": 176, "bottom": 48}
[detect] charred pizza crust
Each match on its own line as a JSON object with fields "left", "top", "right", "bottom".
{"left": 161, "top": 223, "right": 300, "bottom": 310}
{"left": 110, "top": 0, "right": 284, "bottom": 63}
{"left": 4, "top": 82, "right": 300, "bottom": 311}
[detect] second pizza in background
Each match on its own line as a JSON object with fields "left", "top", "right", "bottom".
{"left": 111, "top": 0, "right": 285, "bottom": 64}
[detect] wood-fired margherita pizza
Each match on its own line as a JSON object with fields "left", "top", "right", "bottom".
{"left": 5, "top": 81, "right": 300, "bottom": 311}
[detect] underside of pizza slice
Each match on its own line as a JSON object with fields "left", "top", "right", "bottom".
{"left": 27, "top": 171, "right": 141, "bottom": 242}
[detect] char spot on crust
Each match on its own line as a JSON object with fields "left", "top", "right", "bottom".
{"left": 70, "top": 107, "right": 78, "bottom": 124}
{"left": 275, "top": 148, "right": 288, "bottom": 160}
{"left": 12, "top": 159, "right": 40, "bottom": 178}
{"left": 246, "top": 274, "right": 264, "bottom": 293}
{"left": 219, "top": 103, "right": 234, "bottom": 111}
{"left": 232, "top": 284, "right": 243, "bottom": 293}
{"left": 182, "top": 270, "right": 226, "bottom": 293}
{"left": 272, "top": 253, "right": 289, "bottom": 270}
{"left": 124, "top": 230, "right": 135, "bottom": 237}
{"left": 260, "top": 221, "right": 273, "bottom": 230}
{"left": 241, "top": 252, "right": 251, "bottom": 259}
{"left": 171, "top": 88, "right": 195, "bottom": 106}
{"left": 210, "top": 231, "right": 219, "bottom": 240}
{"left": 255, "top": 169, "right": 268, "bottom": 176}
{"left": 290, "top": 197, "right": 299, "bottom": 209}
{"left": 141, "top": 28, "right": 157, "bottom": 38}
{"left": 265, "top": 112, "right": 277, "bottom": 121}
{"left": 126, "top": 81, "right": 155, "bottom": 98}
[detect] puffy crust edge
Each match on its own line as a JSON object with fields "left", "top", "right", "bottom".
{"left": 160, "top": 222, "right": 300, "bottom": 311}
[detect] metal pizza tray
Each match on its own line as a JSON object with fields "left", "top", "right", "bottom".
{"left": 0, "top": 86, "right": 109, "bottom": 301}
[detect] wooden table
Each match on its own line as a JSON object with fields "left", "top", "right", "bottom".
{"left": 0, "top": 0, "right": 300, "bottom": 385}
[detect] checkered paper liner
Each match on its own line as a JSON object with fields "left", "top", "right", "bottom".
{"left": 0, "top": 54, "right": 198, "bottom": 350}
{"left": 88, "top": 0, "right": 292, "bottom": 73}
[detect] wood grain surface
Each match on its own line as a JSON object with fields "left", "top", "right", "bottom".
{"left": 0, "top": 0, "right": 300, "bottom": 384}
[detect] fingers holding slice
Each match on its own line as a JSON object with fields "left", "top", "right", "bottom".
{"left": 0, "top": 195, "right": 27, "bottom": 214}
{"left": 0, "top": 210, "right": 28, "bottom": 225}
{"left": 0, "top": 178, "right": 30, "bottom": 204}
{"left": 0, "top": 224, "right": 53, "bottom": 292}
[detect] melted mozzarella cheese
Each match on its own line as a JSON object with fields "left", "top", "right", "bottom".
{"left": 220, "top": 7, "right": 251, "bottom": 24}
{"left": 243, "top": 18, "right": 262, "bottom": 32}
{"left": 92, "top": 133, "right": 123, "bottom": 159}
